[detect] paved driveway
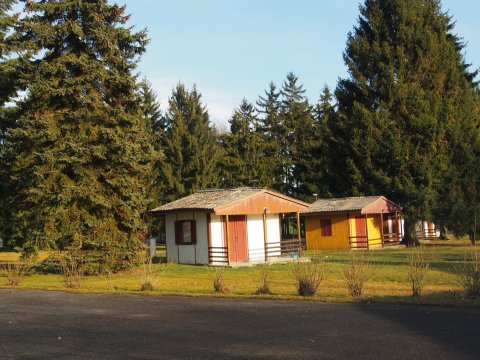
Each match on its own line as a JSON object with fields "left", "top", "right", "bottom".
{"left": 1, "top": 289, "right": 479, "bottom": 359}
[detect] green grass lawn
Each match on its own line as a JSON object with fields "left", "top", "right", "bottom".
{"left": 1, "top": 244, "right": 480, "bottom": 307}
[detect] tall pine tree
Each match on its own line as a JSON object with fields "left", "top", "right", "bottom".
{"left": 256, "top": 82, "right": 282, "bottom": 189}
{"left": 0, "top": 0, "right": 20, "bottom": 245}
{"left": 279, "top": 73, "right": 315, "bottom": 199}
{"left": 159, "top": 83, "right": 221, "bottom": 202}
{"left": 4, "top": 1, "right": 155, "bottom": 262}
{"left": 311, "top": 85, "right": 339, "bottom": 198}
{"left": 219, "top": 99, "right": 270, "bottom": 187}
{"left": 335, "top": 0, "right": 479, "bottom": 240}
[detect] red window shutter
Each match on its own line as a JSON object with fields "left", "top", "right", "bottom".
{"left": 190, "top": 220, "right": 197, "bottom": 244}
{"left": 174, "top": 221, "right": 183, "bottom": 245}
{"left": 320, "top": 219, "right": 332, "bottom": 237}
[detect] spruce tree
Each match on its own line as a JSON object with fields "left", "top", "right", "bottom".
{"left": 137, "top": 78, "right": 164, "bottom": 221}
{"left": 160, "top": 83, "right": 221, "bottom": 202}
{"left": 0, "top": 0, "right": 20, "bottom": 245}
{"left": 311, "top": 85, "right": 339, "bottom": 198}
{"left": 138, "top": 77, "right": 163, "bottom": 136}
{"left": 256, "top": 82, "right": 282, "bottom": 189}
{"left": 278, "top": 72, "right": 314, "bottom": 199}
{"left": 335, "top": 0, "right": 479, "bottom": 240}
{"left": 4, "top": 1, "right": 155, "bottom": 263}
{"left": 219, "top": 99, "right": 269, "bottom": 187}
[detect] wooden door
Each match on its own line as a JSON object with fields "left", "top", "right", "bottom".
{"left": 355, "top": 216, "right": 367, "bottom": 248}
{"left": 228, "top": 215, "right": 248, "bottom": 262}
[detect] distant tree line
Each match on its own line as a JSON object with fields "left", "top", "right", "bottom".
{"left": 1, "top": 0, "right": 479, "bottom": 263}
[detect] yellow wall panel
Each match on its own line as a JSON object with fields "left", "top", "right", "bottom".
{"left": 367, "top": 215, "right": 383, "bottom": 249}
{"left": 305, "top": 215, "right": 350, "bottom": 250}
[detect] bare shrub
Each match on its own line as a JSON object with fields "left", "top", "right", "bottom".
{"left": 138, "top": 255, "right": 166, "bottom": 292}
{"left": 343, "top": 251, "right": 375, "bottom": 298}
{"left": 58, "top": 250, "right": 84, "bottom": 289}
{"left": 293, "top": 256, "right": 326, "bottom": 297}
{"left": 210, "top": 267, "right": 228, "bottom": 294}
{"left": 254, "top": 263, "right": 272, "bottom": 295}
{"left": 453, "top": 249, "right": 480, "bottom": 298}
{"left": 1, "top": 261, "right": 32, "bottom": 286}
{"left": 407, "top": 246, "right": 430, "bottom": 297}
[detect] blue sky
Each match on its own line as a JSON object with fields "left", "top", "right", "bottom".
{"left": 118, "top": 0, "right": 480, "bottom": 126}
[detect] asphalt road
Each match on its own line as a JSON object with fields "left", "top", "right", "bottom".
{"left": 1, "top": 290, "right": 480, "bottom": 360}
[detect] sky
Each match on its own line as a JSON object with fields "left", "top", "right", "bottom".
{"left": 118, "top": 0, "right": 480, "bottom": 126}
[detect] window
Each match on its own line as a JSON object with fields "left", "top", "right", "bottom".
{"left": 174, "top": 220, "right": 197, "bottom": 245}
{"left": 320, "top": 219, "right": 332, "bottom": 237}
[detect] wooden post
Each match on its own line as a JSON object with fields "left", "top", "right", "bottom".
{"left": 365, "top": 214, "right": 369, "bottom": 250}
{"left": 263, "top": 211, "right": 268, "bottom": 262}
{"left": 347, "top": 213, "right": 351, "bottom": 249}
{"left": 296, "top": 212, "right": 302, "bottom": 255}
{"left": 397, "top": 212, "right": 401, "bottom": 244}
{"left": 474, "top": 208, "right": 477, "bottom": 245}
{"left": 225, "top": 215, "right": 230, "bottom": 265}
{"left": 380, "top": 210, "right": 384, "bottom": 248}
{"left": 207, "top": 213, "right": 212, "bottom": 265}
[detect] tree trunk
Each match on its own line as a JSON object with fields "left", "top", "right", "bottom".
{"left": 402, "top": 220, "right": 419, "bottom": 247}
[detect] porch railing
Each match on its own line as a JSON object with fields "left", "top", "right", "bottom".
{"left": 383, "top": 233, "right": 402, "bottom": 246}
{"left": 208, "top": 246, "right": 228, "bottom": 264}
{"left": 349, "top": 235, "right": 368, "bottom": 249}
{"left": 415, "top": 229, "right": 439, "bottom": 241}
{"left": 265, "top": 239, "right": 302, "bottom": 258}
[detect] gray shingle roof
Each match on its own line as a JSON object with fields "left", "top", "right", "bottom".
{"left": 150, "top": 188, "right": 265, "bottom": 213}
{"left": 303, "top": 196, "right": 385, "bottom": 214}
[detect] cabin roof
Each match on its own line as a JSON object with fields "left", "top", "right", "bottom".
{"left": 150, "top": 187, "right": 309, "bottom": 215}
{"left": 303, "top": 196, "right": 401, "bottom": 215}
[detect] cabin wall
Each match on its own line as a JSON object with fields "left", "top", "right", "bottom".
{"left": 266, "top": 214, "right": 281, "bottom": 256}
{"left": 246, "top": 215, "right": 265, "bottom": 261}
{"left": 165, "top": 211, "right": 209, "bottom": 265}
{"left": 305, "top": 214, "right": 350, "bottom": 250}
{"left": 209, "top": 214, "right": 226, "bottom": 265}
{"left": 367, "top": 215, "right": 383, "bottom": 249}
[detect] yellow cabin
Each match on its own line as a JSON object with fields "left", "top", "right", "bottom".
{"left": 303, "top": 196, "right": 402, "bottom": 250}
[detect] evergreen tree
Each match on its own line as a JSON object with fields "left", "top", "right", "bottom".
{"left": 0, "top": 0, "right": 20, "bottom": 244}
{"left": 335, "top": 0, "right": 479, "bottom": 241}
{"left": 4, "top": 0, "right": 155, "bottom": 262}
{"left": 311, "top": 85, "right": 339, "bottom": 198}
{"left": 439, "top": 88, "right": 480, "bottom": 241}
{"left": 138, "top": 77, "right": 162, "bottom": 136}
{"left": 278, "top": 72, "right": 314, "bottom": 199}
{"left": 160, "top": 83, "right": 221, "bottom": 202}
{"left": 137, "top": 77, "right": 165, "bottom": 224}
{"left": 256, "top": 82, "right": 282, "bottom": 188}
{"left": 219, "top": 99, "right": 269, "bottom": 187}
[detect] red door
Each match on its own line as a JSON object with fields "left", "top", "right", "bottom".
{"left": 228, "top": 215, "right": 248, "bottom": 262}
{"left": 355, "top": 216, "right": 367, "bottom": 248}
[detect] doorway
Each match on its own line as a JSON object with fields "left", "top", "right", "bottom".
{"left": 227, "top": 215, "right": 248, "bottom": 262}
